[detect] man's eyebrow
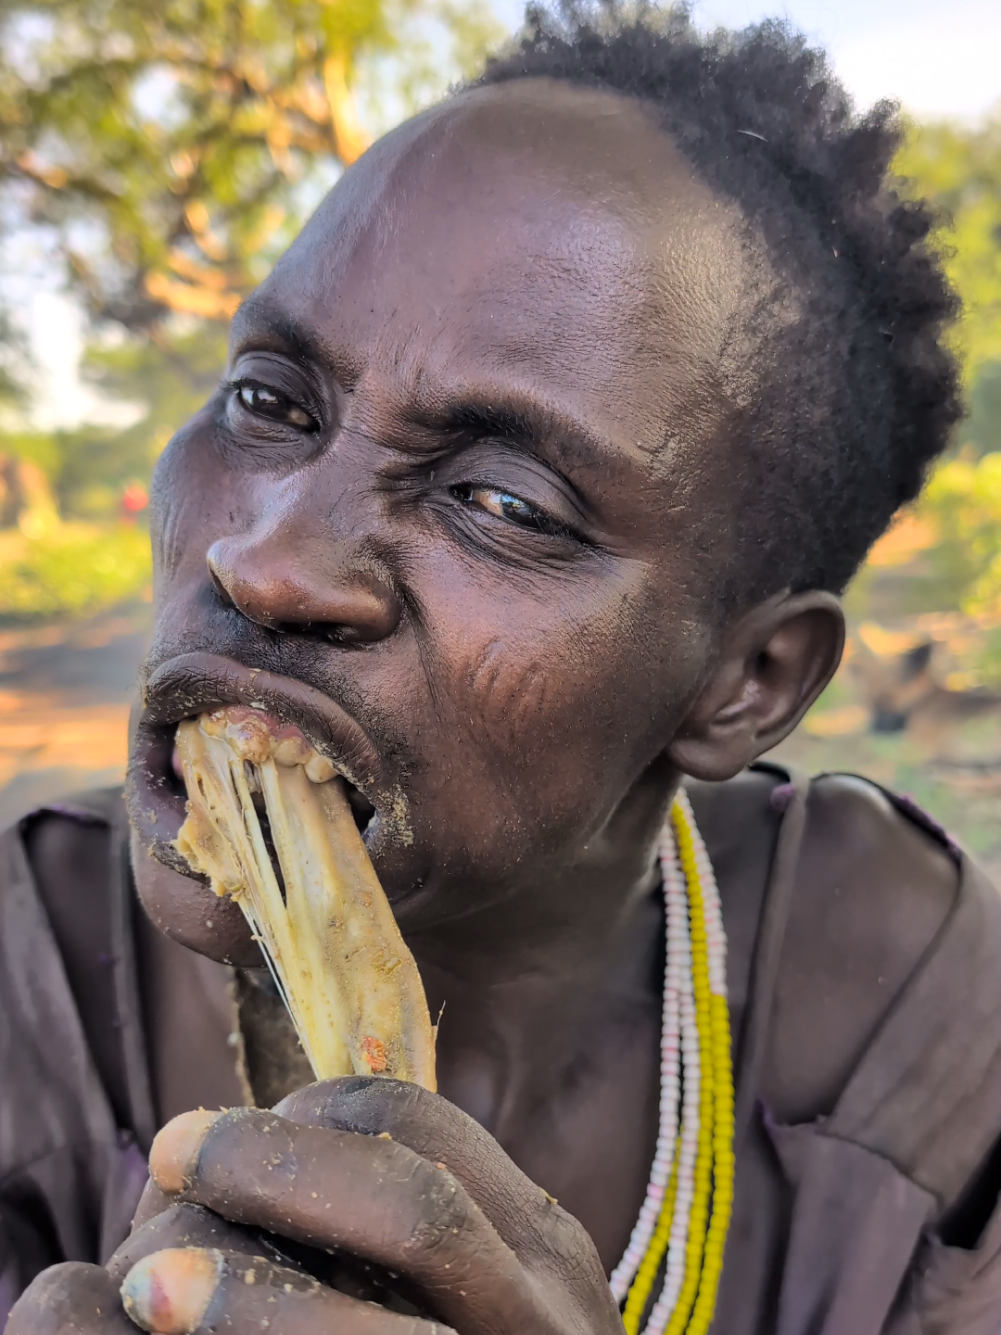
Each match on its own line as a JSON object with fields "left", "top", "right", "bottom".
{"left": 424, "top": 401, "right": 542, "bottom": 444}
{"left": 230, "top": 298, "right": 358, "bottom": 380}
{"left": 231, "top": 300, "right": 610, "bottom": 471}
{"left": 410, "top": 396, "right": 606, "bottom": 473}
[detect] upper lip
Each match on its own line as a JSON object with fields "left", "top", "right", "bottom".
{"left": 138, "top": 651, "right": 382, "bottom": 793}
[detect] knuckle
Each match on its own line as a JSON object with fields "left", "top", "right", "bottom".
{"left": 6, "top": 1263, "right": 111, "bottom": 1335}
{"left": 277, "top": 1075, "right": 422, "bottom": 1135}
{"left": 399, "top": 1163, "right": 469, "bottom": 1259}
{"left": 540, "top": 1207, "right": 608, "bottom": 1286}
{"left": 339, "top": 1075, "right": 427, "bottom": 1136}
{"left": 106, "top": 1204, "right": 246, "bottom": 1282}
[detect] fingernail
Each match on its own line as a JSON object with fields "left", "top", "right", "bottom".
{"left": 122, "top": 1248, "right": 222, "bottom": 1334}
{"left": 149, "top": 1109, "right": 222, "bottom": 1195}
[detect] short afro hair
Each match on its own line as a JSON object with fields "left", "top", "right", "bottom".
{"left": 476, "top": 3, "right": 962, "bottom": 602}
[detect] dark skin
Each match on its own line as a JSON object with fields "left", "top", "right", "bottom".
{"left": 9, "top": 77, "right": 957, "bottom": 1335}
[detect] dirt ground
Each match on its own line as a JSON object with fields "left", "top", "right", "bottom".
{"left": 0, "top": 608, "right": 149, "bottom": 827}
{"left": 2, "top": 610, "right": 1000, "bottom": 884}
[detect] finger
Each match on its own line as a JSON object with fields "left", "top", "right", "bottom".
{"left": 6, "top": 1263, "right": 135, "bottom": 1335}
{"left": 121, "top": 1248, "right": 455, "bottom": 1335}
{"left": 276, "top": 1081, "right": 611, "bottom": 1321}
{"left": 107, "top": 1202, "right": 275, "bottom": 1283}
{"left": 276, "top": 1079, "right": 564, "bottom": 1250}
{"left": 149, "top": 1109, "right": 547, "bottom": 1331}
{"left": 132, "top": 1178, "right": 175, "bottom": 1231}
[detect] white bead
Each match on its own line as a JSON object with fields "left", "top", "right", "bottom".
{"left": 609, "top": 792, "right": 730, "bottom": 1328}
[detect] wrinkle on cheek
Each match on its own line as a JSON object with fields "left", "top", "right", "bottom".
{"left": 152, "top": 434, "right": 246, "bottom": 592}
{"left": 460, "top": 619, "right": 631, "bottom": 770}
{"left": 462, "top": 636, "right": 555, "bottom": 755}
{"left": 151, "top": 456, "right": 196, "bottom": 586}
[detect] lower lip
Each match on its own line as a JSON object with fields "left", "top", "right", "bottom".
{"left": 134, "top": 722, "right": 188, "bottom": 824}
{"left": 126, "top": 720, "right": 192, "bottom": 878}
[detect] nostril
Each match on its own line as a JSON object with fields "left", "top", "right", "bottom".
{"left": 205, "top": 543, "right": 239, "bottom": 611}
{"left": 206, "top": 535, "right": 400, "bottom": 642}
{"left": 208, "top": 567, "right": 236, "bottom": 609}
{"left": 276, "top": 620, "right": 371, "bottom": 647}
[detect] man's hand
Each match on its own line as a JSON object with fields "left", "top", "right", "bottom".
{"left": 7, "top": 1079, "right": 625, "bottom": 1335}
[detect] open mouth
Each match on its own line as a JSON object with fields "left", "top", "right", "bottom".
{"left": 127, "top": 652, "right": 385, "bottom": 878}
{"left": 126, "top": 653, "right": 436, "bottom": 1091}
{"left": 168, "top": 714, "right": 377, "bottom": 839}
{"left": 141, "top": 689, "right": 435, "bottom": 1091}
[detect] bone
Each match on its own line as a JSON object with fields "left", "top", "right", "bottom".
{"left": 305, "top": 754, "right": 337, "bottom": 783}
{"left": 172, "top": 707, "right": 436, "bottom": 1091}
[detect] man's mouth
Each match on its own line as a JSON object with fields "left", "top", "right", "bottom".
{"left": 169, "top": 714, "right": 376, "bottom": 835}
{"left": 165, "top": 685, "right": 436, "bottom": 1088}
{"left": 128, "top": 652, "right": 381, "bottom": 877}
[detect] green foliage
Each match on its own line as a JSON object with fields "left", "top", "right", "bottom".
{"left": 0, "top": 306, "right": 30, "bottom": 410}
{"left": 900, "top": 451, "right": 1001, "bottom": 683}
{"left": 1, "top": 404, "right": 183, "bottom": 518}
{"left": 72, "top": 322, "right": 230, "bottom": 508}
{"left": 0, "top": 428, "right": 61, "bottom": 477}
{"left": 0, "top": 0, "right": 503, "bottom": 328}
{"left": 0, "top": 521, "right": 152, "bottom": 617}
{"left": 963, "top": 360, "right": 1001, "bottom": 454}
{"left": 913, "top": 453, "right": 1001, "bottom": 618}
{"left": 896, "top": 113, "right": 1001, "bottom": 390}
{"left": 867, "top": 113, "right": 1001, "bottom": 685}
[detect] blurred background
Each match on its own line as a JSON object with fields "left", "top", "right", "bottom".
{"left": 0, "top": 0, "right": 999, "bottom": 871}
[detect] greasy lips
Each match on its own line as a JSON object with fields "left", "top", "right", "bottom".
{"left": 173, "top": 706, "right": 436, "bottom": 1091}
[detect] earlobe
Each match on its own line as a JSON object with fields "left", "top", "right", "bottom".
{"left": 668, "top": 591, "right": 845, "bottom": 782}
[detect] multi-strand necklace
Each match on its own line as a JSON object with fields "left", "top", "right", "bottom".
{"left": 609, "top": 790, "right": 735, "bottom": 1335}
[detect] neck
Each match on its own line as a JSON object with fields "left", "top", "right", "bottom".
{"left": 407, "top": 761, "right": 679, "bottom": 1132}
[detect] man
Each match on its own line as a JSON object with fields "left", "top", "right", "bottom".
{"left": 5, "top": 7, "right": 1001, "bottom": 1333}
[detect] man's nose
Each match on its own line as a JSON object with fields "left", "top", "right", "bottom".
{"left": 206, "top": 531, "right": 401, "bottom": 644}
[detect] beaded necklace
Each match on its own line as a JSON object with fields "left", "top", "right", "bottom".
{"left": 609, "top": 790, "right": 735, "bottom": 1335}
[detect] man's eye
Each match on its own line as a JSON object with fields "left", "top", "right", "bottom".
{"left": 237, "top": 383, "right": 316, "bottom": 429}
{"left": 452, "top": 484, "right": 568, "bottom": 536}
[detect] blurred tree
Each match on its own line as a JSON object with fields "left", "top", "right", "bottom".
{"left": 0, "top": 306, "right": 30, "bottom": 411}
{"left": 963, "top": 361, "right": 1001, "bottom": 455}
{"left": 0, "top": 0, "right": 500, "bottom": 327}
{"left": 896, "top": 111, "right": 1001, "bottom": 452}
{"left": 0, "top": 0, "right": 503, "bottom": 529}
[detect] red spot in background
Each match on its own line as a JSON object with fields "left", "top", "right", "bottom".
{"left": 122, "top": 482, "right": 148, "bottom": 514}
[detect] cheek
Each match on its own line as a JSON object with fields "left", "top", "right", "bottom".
{"left": 412, "top": 558, "right": 691, "bottom": 845}
{"left": 151, "top": 414, "right": 276, "bottom": 605}
{"left": 461, "top": 634, "right": 555, "bottom": 749}
{"left": 150, "top": 415, "right": 225, "bottom": 588}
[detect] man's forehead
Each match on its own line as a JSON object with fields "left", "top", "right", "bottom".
{"left": 265, "top": 81, "right": 744, "bottom": 307}
{"left": 237, "top": 78, "right": 754, "bottom": 460}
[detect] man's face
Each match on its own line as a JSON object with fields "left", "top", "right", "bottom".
{"left": 130, "top": 78, "right": 750, "bottom": 945}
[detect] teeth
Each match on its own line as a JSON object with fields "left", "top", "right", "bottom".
{"left": 200, "top": 708, "right": 272, "bottom": 765}
{"left": 274, "top": 736, "right": 312, "bottom": 767}
{"left": 305, "top": 754, "right": 337, "bottom": 784}
{"left": 196, "top": 706, "right": 339, "bottom": 781}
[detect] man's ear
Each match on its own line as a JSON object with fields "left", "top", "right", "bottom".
{"left": 669, "top": 591, "right": 844, "bottom": 782}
